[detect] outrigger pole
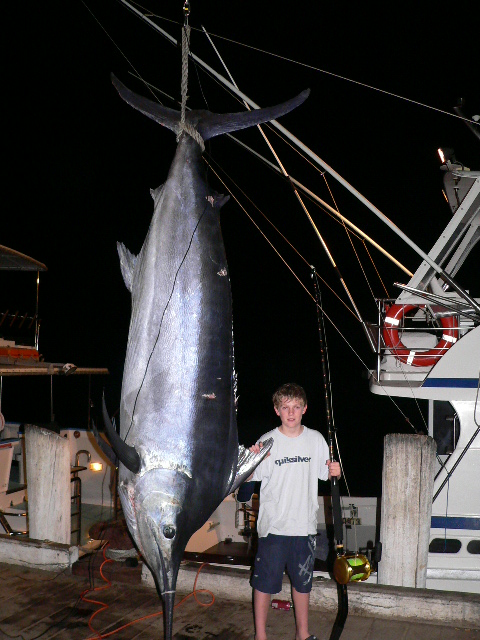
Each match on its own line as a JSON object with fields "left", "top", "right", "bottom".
{"left": 118, "top": 0, "right": 480, "bottom": 316}
{"left": 311, "top": 267, "right": 348, "bottom": 640}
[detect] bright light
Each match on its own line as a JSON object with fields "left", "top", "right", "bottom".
{"left": 89, "top": 462, "right": 103, "bottom": 472}
{"left": 437, "top": 147, "right": 456, "bottom": 165}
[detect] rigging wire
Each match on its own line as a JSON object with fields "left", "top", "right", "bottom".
{"left": 114, "top": 35, "right": 414, "bottom": 281}
{"left": 199, "top": 80, "right": 430, "bottom": 434}
{"left": 362, "top": 241, "right": 390, "bottom": 298}
{"left": 113, "top": 0, "right": 480, "bottom": 319}
{"left": 217, "top": 124, "right": 414, "bottom": 277}
{"left": 206, "top": 157, "right": 423, "bottom": 434}
{"left": 81, "top": 1, "right": 166, "bottom": 106}
{"left": 203, "top": 156, "right": 359, "bottom": 318}
{"left": 205, "top": 157, "right": 364, "bottom": 324}
{"left": 321, "top": 176, "right": 380, "bottom": 310}
{"left": 82, "top": 0, "right": 428, "bottom": 435}
{"left": 120, "top": 1, "right": 479, "bottom": 126}
{"left": 204, "top": 41, "right": 417, "bottom": 461}
{"left": 202, "top": 26, "right": 380, "bottom": 361}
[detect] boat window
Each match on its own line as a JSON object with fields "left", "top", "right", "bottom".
{"left": 432, "top": 401, "right": 460, "bottom": 455}
{"left": 467, "top": 540, "right": 480, "bottom": 555}
{"left": 429, "top": 538, "right": 461, "bottom": 553}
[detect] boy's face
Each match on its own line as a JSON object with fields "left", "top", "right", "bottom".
{"left": 274, "top": 396, "right": 307, "bottom": 432}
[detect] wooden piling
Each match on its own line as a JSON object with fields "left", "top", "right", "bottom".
{"left": 378, "top": 433, "right": 436, "bottom": 588}
{"left": 25, "top": 425, "right": 71, "bottom": 544}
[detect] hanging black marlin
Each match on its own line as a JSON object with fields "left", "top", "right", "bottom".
{"left": 101, "top": 74, "right": 309, "bottom": 639}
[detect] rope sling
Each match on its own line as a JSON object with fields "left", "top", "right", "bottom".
{"left": 177, "top": 8, "right": 205, "bottom": 152}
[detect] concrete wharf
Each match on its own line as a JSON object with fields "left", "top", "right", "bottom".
{"left": 0, "top": 560, "right": 478, "bottom": 640}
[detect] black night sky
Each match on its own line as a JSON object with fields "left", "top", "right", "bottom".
{"left": 2, "top": 1, "right": 479, "bottom": 496}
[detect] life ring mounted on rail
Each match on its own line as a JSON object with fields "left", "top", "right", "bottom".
{"left": 383, "top": 304, "right": 459, "bottom": 367}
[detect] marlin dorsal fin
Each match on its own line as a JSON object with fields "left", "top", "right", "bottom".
{"left": 117, "top": 242, "right": 137, "bottom": 292}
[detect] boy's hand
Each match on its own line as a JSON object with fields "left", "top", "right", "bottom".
{"left": 249, "top": 441, "right": 270, "bottom": 457}
{"left": 246, "top": 442, "right": 271, "bottom": 481}
{"left": 326, "top": 460, "right": 341, "bottom": 478}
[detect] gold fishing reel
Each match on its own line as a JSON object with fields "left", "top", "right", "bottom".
{"left": 333, "top": 554, "right": 371, "bottom": 585}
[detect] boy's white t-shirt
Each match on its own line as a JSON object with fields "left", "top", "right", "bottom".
{"left": 251, "top": 426, "right": 329, "bottom": 538}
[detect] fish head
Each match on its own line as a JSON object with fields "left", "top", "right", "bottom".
{"left": 134, "top": 467, "right": 190, "bottom": 596}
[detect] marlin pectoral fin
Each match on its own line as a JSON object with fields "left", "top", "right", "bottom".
{"left": 102, "top": 394, "right": 141, "bottom": 474}
{"left": 117, "top": 242, "right": 137, "bottom": 292}
{"left": 227, "top": 437, "right": 273, "bottom": 495}
{"left": 118, "top": 482, "right": 142, "bottom": 553}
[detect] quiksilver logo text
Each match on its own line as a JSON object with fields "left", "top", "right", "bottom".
{"left": 275, "top": 456, "right": 311, "bottom": 466}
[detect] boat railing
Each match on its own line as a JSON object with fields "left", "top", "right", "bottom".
{"left": 370, "top": 298, "right": 474, "bottom": 379}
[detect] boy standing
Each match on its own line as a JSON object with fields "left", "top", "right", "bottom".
{"left": 248, "top": 383, "right": 341, "bottom": 640}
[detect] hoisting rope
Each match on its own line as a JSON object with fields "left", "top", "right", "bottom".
{"left": 177, "top": 1, "right": 205, "bottom": 151}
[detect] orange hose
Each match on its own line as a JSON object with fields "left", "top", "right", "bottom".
{"left": 83, "top": 560, "right": 214, "bottom": 639}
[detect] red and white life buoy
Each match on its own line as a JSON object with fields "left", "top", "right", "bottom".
{"left": 383, "top": 304, "right": 458, "bottom": 367}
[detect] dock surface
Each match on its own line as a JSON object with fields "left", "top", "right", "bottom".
{"left": 0, "top": 561, "right": 477, "bottom": 640}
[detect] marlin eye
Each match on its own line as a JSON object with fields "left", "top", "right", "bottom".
{"left": 163, "top": 525, "right": 176, "bottom": 539}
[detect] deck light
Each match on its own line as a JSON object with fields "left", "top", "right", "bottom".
{"left": 437, "top": 147, "right": 456, "bottom": 164}
{"left": 89, "top": 462, "right": 103, "bottom": 472}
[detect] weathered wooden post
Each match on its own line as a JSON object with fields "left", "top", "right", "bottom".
{"left": 25, "top": 425, "right": 71, "bottom": 544}
{"left": 378, "top": 433, "right": 436, "bottom": 588}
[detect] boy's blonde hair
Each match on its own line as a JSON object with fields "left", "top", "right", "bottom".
{"left": 272, "top": 383, "right": 307, "bottom": 408}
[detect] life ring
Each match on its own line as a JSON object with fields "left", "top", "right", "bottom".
{"left": 383, "top": 304, "right": 458, "bottom": 367}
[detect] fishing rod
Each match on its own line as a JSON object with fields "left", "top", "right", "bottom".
{"left": 311, "top": 266, "right": 371, "bottom": 640}
{"left": 312, "top": 266, "right": 347, "bottom": 639}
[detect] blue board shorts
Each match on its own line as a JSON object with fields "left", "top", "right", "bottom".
{"left": 251, "top": 534, "right": 316, "bottom": 594}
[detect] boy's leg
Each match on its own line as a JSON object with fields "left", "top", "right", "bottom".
{"left": 251, "top": 535, "right": 288, "bottom": 640}
{"left": 291, "top": 587, "right": 310, "bottom": 640}
{"left": 253, "top": 589, "right": 271, "bottom": 640}
{"left": 287, "top": 536, "right": 316, "bottom": 640}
